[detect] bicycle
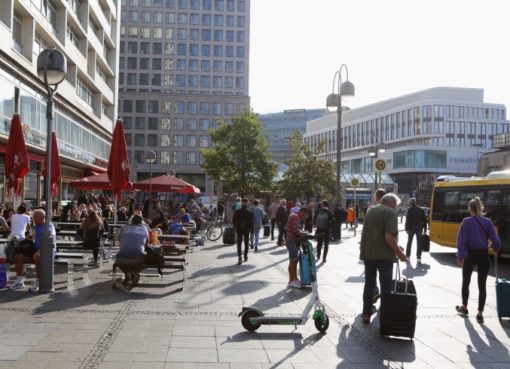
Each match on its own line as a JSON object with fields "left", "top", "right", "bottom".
{"left": 202, "top": 216, "right": 224, "bottom": 241}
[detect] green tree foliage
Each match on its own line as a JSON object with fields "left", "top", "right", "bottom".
{"left": 280, "top": 131, "right": 336, "bottom": 202}
{"left": 200, "top": 110, "right": 277, "bottom": 196}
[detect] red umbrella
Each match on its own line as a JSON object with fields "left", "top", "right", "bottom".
{"left": 42, "top": 132, "right": 61, "bottom": 197}
{"left": 133, "top": 174, "right": 200, "bottom": 194}
{"left": 107, "top": 119, "right": 130, "bottom": 199}
{"left": 5, "top": 114, "right": 29, "bottom": 197}
{"left": 70, "top": 173, "right": 132, "bottom": 190}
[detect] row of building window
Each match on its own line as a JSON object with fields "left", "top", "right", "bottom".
{"left": 122, "top": 116, "right": 217, "bottom": 131}
{"left": 129, "top": 150, "right": 205, "bottom": 165}
{"left": 120, "top": 58, "right": 244, "bottom": 74}
{"left": 121, "top": 0, "right": 247, "bottom": 12}
{"left": 122, "top": 11, "right": 246, "bottom": 27}
{"left": 121, "top": 26, "right": 245, "bottom": 43}
{"left": 122, "top": 100, "right": 243, "bottom": 115}
{"left": 120, "top": 41, "right": 246, "bottom": 58}
{"left": 119, "top": 73, "right": 244, "bottom": 89}
{"left": 125, "top": 133, "right": 210, "bottom": 148}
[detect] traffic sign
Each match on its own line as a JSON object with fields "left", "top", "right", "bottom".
{"left": 351, "top": 178, "right": 359, "bottom": 187}
{"left": 374, "top": 159, "right": 386, "bottom": 172}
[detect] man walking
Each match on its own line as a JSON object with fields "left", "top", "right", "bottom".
{"left": 250, "top": 199, "right": 264, "bottom": 251}
{"left": 360, "top": 193, "right": 406, "bottom": 323}
{"left": 267, "top": 201, "right": 279, "bottom": 241}
{"left": 405, "top": 198, "right": 428, "bottom": 264}
{"left": 315, "top": 200, "right": 333, "bottom": 263}
{"left": 233, "top": 198, "right": 254, "bottom": 265}
{"left": 276, "top": 199, "right": 288, "bottom": 246}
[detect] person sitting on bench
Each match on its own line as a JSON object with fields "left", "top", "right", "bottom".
{"left": 8, "top": 209, "right": 56, "bottom": 292}
{"left": 115, "top": 215, "right": 148, "bottom": 288}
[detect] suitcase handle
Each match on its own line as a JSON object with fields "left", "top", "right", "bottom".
{"left": 392, "top": 261, "right": 408, "bottom": 294}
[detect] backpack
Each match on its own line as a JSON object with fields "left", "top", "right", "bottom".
{"left": 315, "top": 210, "right": 331, "bottom": 229}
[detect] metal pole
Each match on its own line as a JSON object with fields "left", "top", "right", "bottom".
{"left": 336, "top": 100, "right": 342, "bottom": 206}
{"left": 40, "top": 87, "right": 55, "bottom": 293}
{"left": 148, "top": 162, "right": 153, "bottom": 218}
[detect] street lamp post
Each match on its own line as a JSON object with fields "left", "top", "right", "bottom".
{"left": 146, "top": 150, "right": 156, "bottom": 218}
{"left": 326, "top": 64, "right": 355, "bottom": 206}
{"left": 36, "top": 48, "right": 67, "bottom": 293}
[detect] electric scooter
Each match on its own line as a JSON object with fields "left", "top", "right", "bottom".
{"left": 239, "top": 234, "right": 329, "bottom": 333}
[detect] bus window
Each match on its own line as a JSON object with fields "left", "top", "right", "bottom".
{"left": 484, "top": 190, "right": 501, "bottom": 223}
{"left": 499, "top": 191, "right": 510, "bottom": 252}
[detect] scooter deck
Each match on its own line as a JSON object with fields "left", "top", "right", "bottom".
{"left": 252, "top": 316, "right": 303, "bottom": 325}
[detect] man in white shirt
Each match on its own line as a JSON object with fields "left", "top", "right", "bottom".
{"left": 9, "top": 205, "right": 31, "bottom": 239}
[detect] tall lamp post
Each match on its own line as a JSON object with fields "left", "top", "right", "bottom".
{"left": 326, "top": 64, "right": 355, "bottom": 206}
{"left": 36, "top": 48, "right": 66, "bottom": 293}
{"left": 146, "top": 150, "right": 156, "bottom": 218}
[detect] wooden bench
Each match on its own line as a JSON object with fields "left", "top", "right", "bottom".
{"left": 55, "top": 252, "right": 90, "bottom": 278}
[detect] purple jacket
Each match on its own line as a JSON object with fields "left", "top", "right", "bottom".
{"left": 456, "top": 216, "right": 501, "bottom": 260}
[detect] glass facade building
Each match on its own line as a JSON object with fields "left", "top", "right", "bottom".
{"left": 119, "top": 0, "right": 250, "bottom": 193}
{"left": 259, "top": 108, "right": 330, "bottom": 163}
{"left": 304, "top": 87, "right": 509, "bottom": 204}
{"left": 0, "top": 0, "right": 120, "bottom": 208}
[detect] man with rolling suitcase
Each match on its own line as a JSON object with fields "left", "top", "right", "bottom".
{"left": 359, "top": 193, "right": 406, "bottom": 324}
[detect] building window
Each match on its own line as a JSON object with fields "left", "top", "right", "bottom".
{"left": 161, "top": 134, "right": 171, "bottom": 146}
{"left": 135, "top": 117, "right": 145, "bottom": 129}
{"left": 148, "top": 117, "right": 158, "bottom": 130}
{"left": 226, "top": 15, "right": 234, "bottom": 27}
{"left": 77, "top": 78, "right": 93, "bottom": 106}
{"left": 237, "top": 16, "right": 245, "bottom": 27}
{"left": 199, "top": 135, "right": 209, "bottom": 147}
{"left": 161, "top": 151, "right": 171, "bottom": 164}
{"left": 187, "top": 151, "right": 196, "bottom": 164}
{"left": 201, "top": 45, "right": 210, "bottom": 57}
{"left": 202, "top": 29, "right": 211, "bottom": 41}
{"left": 149, "top": 100, "right": 159, "bottom": 113}
{"left": 202, "top": 14, "right": 211, "bottom": 26}
{"left": 67, "top": 26, "right": 80, "bottom": 48}
{"left": 135, "top": 100, "right": 146, "bottom": 113}
{"left": 175, "top": 118, "right": 184, "bottom": 130}
{"left": 161, "top": 117, "right": 172, "bottom": 129}
{"left": 225, "top": 61, "right": 233, "bottom": 73}
{"left": 213, "top": 60, "right": 222, "bottom": 72}
{"left": 199, "top": 119, "right": 209, "bottom": 130}
{"left": 135, "top": 134, "right": 145, "bottom": 146}
{"left": 174, "top": 135, "right": 184, "bottom": 147}
{"left": 174, "top": 151, "right": 184, "bottom": 164}
{"left": 134, "top": 151, "right": 144, "bottom": 164}
{"left": 200, "top": 102, "right": 210, "bottom": 114}
{"left": 148, "top": 134, "right": 158, "bottom": 147}
{"left": 12, "top": 11, "right": 23, "bottom": 52}
{"left": 201, "top": 60, "right": 210, "bottom": 72}
{"left": 44, "top": 0, "right": 58, "bottom": 30}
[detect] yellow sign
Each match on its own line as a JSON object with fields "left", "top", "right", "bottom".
{"left": 351, "top": 178, "right": 359, "bottom": 187}
{"left": 374, "top": 159, "right": 386, "bottom": 171}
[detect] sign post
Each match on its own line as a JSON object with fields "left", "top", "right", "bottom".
{"left": 350, "top": 178, "right": 359, "bottom": 235}
{"left": 373, "top": 159, "right": 386, "bottom": 189}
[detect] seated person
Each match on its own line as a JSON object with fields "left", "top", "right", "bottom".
{"left": 167, "top": 219, "right": 190, "bottom": 244}
{"left": 8, "top": 209, "right": 56, "bottom": 292}
{"left": 115, "top": 215, "right": 148, "bottom": 288}
{"left": 117, "top": 206, "right": 128, "bottom": 221}
{"left": 9, "top": 205, "right": 31, "bottom": 240}
{"left": 151, "top": 210, "right": 168, "bottom": 231}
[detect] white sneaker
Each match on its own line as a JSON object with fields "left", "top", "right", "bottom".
{"left": 287, "top": 280, "right": 302, "bottom": 288}
{"left": 29, "top": 280, "right": 39, "bottom": 292}
{"left": 8, "top": 278, "right": 25, "bottom": 290}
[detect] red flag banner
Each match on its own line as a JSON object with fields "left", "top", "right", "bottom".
{"left": 42, "top": 132, "right": 61, "bottom": 197}
{"left": 5, "top": 114, "right": 29, "bottom": 197}
{"left": 107, "top": 119, "right": 130, "bottom": 199}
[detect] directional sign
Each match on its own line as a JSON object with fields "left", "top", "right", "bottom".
{"left": 351, "top": 178, "right": 359, "bottom": 187}
{"left": 374, "top": 159, "right": 386, "bottom": 172}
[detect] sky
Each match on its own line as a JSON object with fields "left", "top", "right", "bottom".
{"left": 249, "top": 0, "right": 510, "bottom": 114}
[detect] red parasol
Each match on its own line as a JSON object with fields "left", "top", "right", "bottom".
{"left": 133, "top": 174, "right": 200, "bottom": 194}
{"left": 5, "top": 114, "right": 29, "bottom": 197}
{"left": 42, "top": 132, "right": 61, "bottom": 197}
{"left": 70, "top": 172, "right": 132, "bottom": 190}
{"left": 107, "top": 119, "right": 130, "bottom": 199}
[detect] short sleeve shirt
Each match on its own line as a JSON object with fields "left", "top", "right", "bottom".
{"left": 9, "top": 213, "right": 31, "bottom": 239}
{"left": 359, "top": 204, "right": 399, "bottom": 261}
{"left": 117, "top": 224, "right": 148, "bottom": 258}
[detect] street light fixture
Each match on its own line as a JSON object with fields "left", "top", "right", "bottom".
{"left": 36, "top": 48, "right": 67, "bottom": 293}
{"left": 326, "top": 64, "right": 355, "bottom": 206}
{"left": 146, "top": 150, "right": 156, "bottom": 218}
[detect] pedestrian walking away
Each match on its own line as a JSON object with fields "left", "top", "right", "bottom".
{"left": 315, "top": 200, "right": 333, "bottom": 263}
{"left": 232, "top": 198, "right": 254, "bottom": 264}
{"left": 455, "top": 197, "right": 500, "bottom": 323}
{"left": 359, "top": 193, "right": 406, "bottom": 323}
{"left": 250, "top": 199, "right": 264, "bottom": 251}
{"left": 405, "top": 198, "right": 428, "bottom": 264}
{"left": 276, "top": 199, "right": 288, "bottom": 246}
{"left": 267, "top": 201, "right": 279, "bottom": 241}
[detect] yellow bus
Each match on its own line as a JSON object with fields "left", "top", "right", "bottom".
{"left": 430, "top": 170, "right": 510, "bottom": 258}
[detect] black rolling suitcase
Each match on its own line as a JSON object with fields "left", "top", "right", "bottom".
{"left": 263, "top": 225, "right": 270, "bottom": 237}
{"left": 222, "top": 227, "right": 236, "bottom": 245}
{"left": 379, "top": 263, "right": 417, "bottom": 339}
{"left": 421, "top": 233, "right": 430, "bottom": 252}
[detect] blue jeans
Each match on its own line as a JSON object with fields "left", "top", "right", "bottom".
{"left": 363, "top": 259, "right": 393, "bottom": 316}
{"left": 406, "top": 228, "right": 423, "bottom": 258}
{"left": 250, "top": 226, "right": 261, "bottom": 248}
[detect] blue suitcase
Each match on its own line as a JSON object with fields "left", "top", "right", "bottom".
{"left": 299, "top": 248, "right": 317, "bottom": 286}
{"left": 495, "top": 254, "right": 510, "bottom": 320}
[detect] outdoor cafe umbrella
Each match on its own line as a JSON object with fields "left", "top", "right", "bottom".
{"left": 133, "top": 174, "right": 200, "bottom": 194}
{"left": 5, "top": 113, "right": 29, "bottom": 205}
{"left": 107, "top": 119, "right": 130, "bottom": 223}
{"left": 42, "top": 132, "right": 61, "bottom": 198}
{"left": 70, "top": 172, "right": 133, "bottom": 191}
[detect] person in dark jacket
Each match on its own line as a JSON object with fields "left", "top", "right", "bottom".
{"left": 405, "top": 197, "right": 428, "bottom": 264}
{"left": 315, "top": 200, "right": 334, "bottom": 263}
{"left": 332, "top": 203, "right": 347, "bottom": 242}
{"left": 275, "top": 199, "right": 288, "bottom": 246}
{"left": 232, "top": 198, "right": 254, "bottom": 264}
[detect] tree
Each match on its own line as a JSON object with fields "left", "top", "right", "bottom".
{"left": 280, "top": 131, "right": 336, "bottom": 202}
{"left": 201, "top": 110, "right": 277, "bottom": 196}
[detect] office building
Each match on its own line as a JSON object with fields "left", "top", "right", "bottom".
{"left": 118, "top": 0, "right": 250, "bottom": 194}
{"left": 259, "top": 108, "right": 330, "bottom": 163}
{"left": 304, "top": 87, "right": 509, "bottom": 203}
{"left": 0, "top": 0, "right": 120, "bottom": 207}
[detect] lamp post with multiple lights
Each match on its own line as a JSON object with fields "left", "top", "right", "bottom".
{"left": 36, "top": 48, "right": 67, "bottom": 293}
{"left": 326, "top": 64, "right": 355, "bottom": 205}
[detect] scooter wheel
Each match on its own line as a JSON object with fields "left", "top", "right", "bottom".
{"left": 314, "top": 314, "right": 329, "bottom": 333}
{"left": 241, "top": 310, "right": 262, "bottom": 331}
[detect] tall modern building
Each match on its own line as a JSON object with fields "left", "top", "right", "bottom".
{"left": 304, "top": 87, "right": 509, "bottom": 203}
{"left": 0, "top": 0, "right": 120, "bottom": 207}
{"left": 259, "top": 108, "right": 330, "bottom": 163}
{"left": 119, "top": 0, "right": 250, "bottom": 194}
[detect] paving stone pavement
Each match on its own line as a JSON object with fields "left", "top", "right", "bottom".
{"left": 1, "top": 221, "right": 510, "bottom": 369}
